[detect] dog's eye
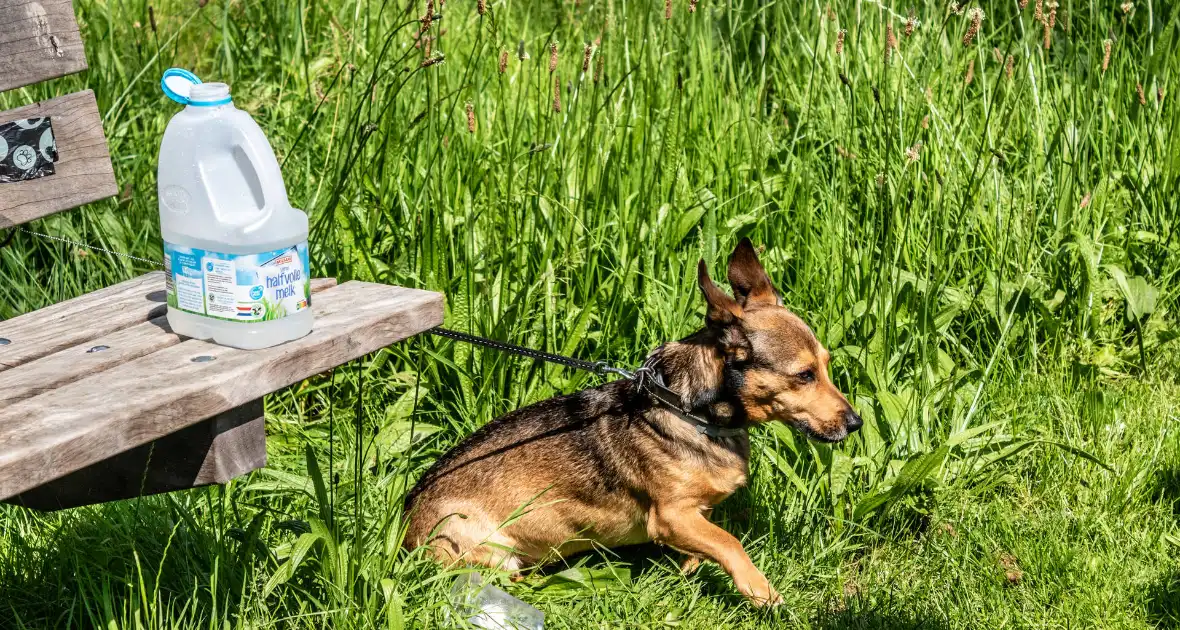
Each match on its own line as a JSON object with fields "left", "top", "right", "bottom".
{"left": 796, "top": 370, "right": 816, "bottom": 383}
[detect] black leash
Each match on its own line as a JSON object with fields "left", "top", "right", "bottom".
{"left": 429, "top": 327, "right": 746, "bottom": 438}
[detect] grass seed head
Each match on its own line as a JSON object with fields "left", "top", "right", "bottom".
{"left": 1121, "top": 1, "right": 1133, "bottom": 13}
{"left": 583, "top": 43, "right": 593, "bottom": 73}
{"left": 964, "top": 8, "right": 983, "bottom": 46}
{"left": 921, "top": 114, "right": 930, "bottom": 128}
{"left": 965, "top": 58, "right": 975, "bottom": 84}
{"left": 1158, "top": 86, "right": 1164, "bottom": 103}
{"left": 886, "top": 23, "right": 897, "bottom": 63}
{"left": 1034, "top": 0, "right": 1043, "bottom": 22}
{"left": 499, "top": 49, "right": 509, "bottom": 73}
{"left": 906, "top": 8, "right": 917, "bottom": 37}
{"left": 1137, "top": 82, "right": 1146, "bottom": 105}
{"left": 478, "top": 0, "right": 486, "bottom": 15}
{"left": 836, "top": 29, "right": 846, "bottom": 56}
{"left": 549, "top": 42, "right": 559, "bottom": 72}
{"left": 1102, "top": 39, "right": 1112, "bottom": 72}
{"left": 1043, "top": 21, "right": 1051, "bottom": 49}
{"left": 689, "top": 0, "right": 699, "bottom": 12}
{"left": 517, "top": 40, "right": 529, "bottom": 60}
{"left": 1005, "top": 54, "right": 1015, "bottom": 79}
{"left": 664, "top": 0, "right": 672, "bottom": 19}
{"left": 421, "top": 53, "right": 445, "bottom": 68}
{"left": 1080, "top": 192, "right": 1092, "bottom": 209}
{"left": 1047, "top": 1, "right": 1057, "bottom": 28}
{"left": 1019, "top": 0, "right": 1028, "bottom": 9}
{"left": 905, "top": 142, "right": 922, "bottom": 162}
{"left": 465, "top": 102, "right": 476, "bottom": 133}
{"left": 423, "top": 35, "right": 432, "bottom": 56}
{"left": 553, "top": 75, "right": 562, "bottom": 112}
{"left": 837, "top": 145, "right": 858, "bottom": 160}
{"left": 993, "top": 47, "right": 1003, "bottom": 62}
{"left": 594, "top": 52, "right": 605, "bottom": 83}
{"left": 420, "top": 0, "right": 434, "bottom": 33}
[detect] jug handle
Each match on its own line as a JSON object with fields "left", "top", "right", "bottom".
{"left": 230, "top": 126, "right": 282, "bottom": 233}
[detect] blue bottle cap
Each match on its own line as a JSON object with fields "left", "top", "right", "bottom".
{"left": 161, "top": 68, "right": 202, "bottom": 105}
{"left": 160, "top": 68, "right": 232, "bottom": 107}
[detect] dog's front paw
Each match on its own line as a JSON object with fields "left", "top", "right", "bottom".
{"left": 738, "top": 576, "right": 783, "bottom": 608}
{"left": 679, "top": 554, "right": 702, "bottom": 576}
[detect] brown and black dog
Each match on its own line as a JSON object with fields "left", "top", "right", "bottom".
{"left": 403, "top": 239, "right": 861, "bottom": 606}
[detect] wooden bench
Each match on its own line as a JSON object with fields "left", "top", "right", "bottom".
{"left": 0, "top": 274, "right": 442, "bottom": 510}
{"left": 0, "top": 1, "right": 444, "bottom": 510}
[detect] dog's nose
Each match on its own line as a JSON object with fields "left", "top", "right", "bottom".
{"left": 843, "top": 409, "right": 863, "bottom": 433}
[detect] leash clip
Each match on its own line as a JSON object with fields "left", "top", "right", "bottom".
{"left": 595, "top": 361, "right": 635, "bottom": 380}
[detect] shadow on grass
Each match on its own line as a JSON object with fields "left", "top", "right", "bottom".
{"left": 0, "top": 496, "right": 254, "bottom": 627}
{"left": 1151, "top": 466, "right": 1180, "bottom": 518}
{"left": 1145, "top": 569, "right": 1180, "bottom": 629}
{"left": 813, "top": 592, "right": 951, "bottom": 630}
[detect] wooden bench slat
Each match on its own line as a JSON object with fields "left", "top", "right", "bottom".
{"left": 0, "top": 271, "right": 165, "bottom": 370}
{"left": 7, "top": 401, "right": 266, "bottom": 511}
{"left": 0, "top": 0, "right": 89, "bottom": 92}
{"left": 0, "top": 278, "right": 338, "bottom": 409}
{"left": 0, "top": 281, "right": 444, "bottom": 500}
{"left": 0, "top": 90, "right": 117, "bottom": 227}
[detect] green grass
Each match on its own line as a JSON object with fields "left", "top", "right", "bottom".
{"left": 2, "top": 0, "right": 1179, "bottom": 627}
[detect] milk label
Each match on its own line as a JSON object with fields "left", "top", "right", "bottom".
{"left": 164, "top": 241, "right": 311, "bottom": 323}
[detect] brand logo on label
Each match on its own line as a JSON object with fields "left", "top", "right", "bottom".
{"left": 206, "top": 262, "right": 214, "bottom": 272}
{"left": 250, "top": 286, "right": 264, "bottom": 300}
{"left": 271, "top": 255, "right": 294, "bottom": 265}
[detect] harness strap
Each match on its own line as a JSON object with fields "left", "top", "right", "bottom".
{"left": 429, "top": 327, "right": 748, "bottom": 439}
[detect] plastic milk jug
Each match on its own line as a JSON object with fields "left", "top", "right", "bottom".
{"left": 157, "top": 68, "right": 312, "bottom": 350}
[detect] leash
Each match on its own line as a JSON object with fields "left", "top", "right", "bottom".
{"left": 429, "top": 327, "right": 747, "bottom": 438}
{"left": 1, "top": 219, "right": 743, "bottom": 438}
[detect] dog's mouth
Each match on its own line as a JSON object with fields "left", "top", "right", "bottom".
{"left": 790, "top": 419, "right": 848, "bottom": 444}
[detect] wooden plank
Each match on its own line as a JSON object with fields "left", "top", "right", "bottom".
{"left": 0, "top": 271, "right": 165, "bottom": 371}
{"left": 0, "top": 282, "right": 443, "bottom": 500}
{"left": 0, "top": 0, "right": 89, "bottom": 92}
{"left": 7, "top": 400, "right": 266, "bottom": 511}
{"left": 0, "top": 277, "right": 338, "bottom": 408}
{"left": 0, "top": 90, "right": 117, "bottom": 227}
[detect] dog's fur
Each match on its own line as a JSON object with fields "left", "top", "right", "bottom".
{"left": 403, "top": 239, "right": 860, "bottom": 606}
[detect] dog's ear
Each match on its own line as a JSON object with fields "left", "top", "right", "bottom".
{"left": 698, "top": 259, "right": 742, "bottom": 326}
{"left": 698, "top": 260, "right": 751, "bottom": 361}
{"left": 727, "top": 238, "right": 782, "bottom": 308}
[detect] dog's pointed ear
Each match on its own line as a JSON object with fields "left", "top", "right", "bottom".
{"left": 727, "top": 238, "right": 782, "bottom": 308}
{"left": 698, "top": 259, "right": 742, "bottom": 325}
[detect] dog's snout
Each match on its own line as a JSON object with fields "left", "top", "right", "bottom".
{"left": 843, "top": 409, "right": 863, "bottom": 433}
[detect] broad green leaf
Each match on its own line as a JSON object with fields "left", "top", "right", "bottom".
{"left": 672, "top": 207, "right": 707, "bottom": 243}
{"left": 853, "top": 445, "right": 948, "bottom": 521}
{"left": 535, "top": 567, "right": 631, "bottom": 593}
{"left": 830, "top": 451, "right": 854, "bottom": 499}
{"left": 1106, "top": 264, "right": 1158, "bottom": 321}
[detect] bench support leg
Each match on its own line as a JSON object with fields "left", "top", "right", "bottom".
{"left": 5, "top": 400, "right": 266, "bottom": 511}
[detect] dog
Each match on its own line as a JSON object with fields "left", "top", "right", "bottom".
{"left": 403, "top": 239, "right": 861, "bottom": 606}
